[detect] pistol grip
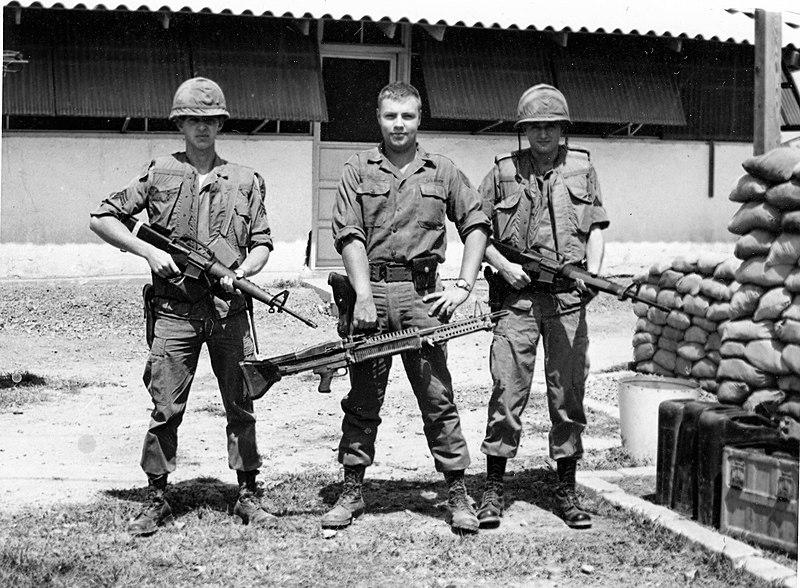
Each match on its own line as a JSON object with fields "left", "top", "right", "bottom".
{"left": 318, "top": 370, "right": 334, "bottom": 393}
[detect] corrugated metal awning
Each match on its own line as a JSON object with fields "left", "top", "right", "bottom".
{"left": 556, "top": 54, "right": 686, "bottom": 126}
{"left": 782, "top": 69, "right": 800, "bottom": 129}
{"left": 2, "top": 42, "right": 54, "bottom": 115}
{"left": 4, "top": 1, "right": 800, "bottom": 49}
{"left": 421, "top": 34, "right": 552, "bottom": 121}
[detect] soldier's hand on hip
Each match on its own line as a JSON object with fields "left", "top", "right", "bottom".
{"left": 500, "top": 262, "right": 531, "bottom": 290}
{"left": 147, "top": 248, "right": 181, "bottom": 279}
{"left": 423, "top": 287, "right": 469, "bottom": 321}
{"left": 353, "top": 294, "right": 378, "bottom": 332}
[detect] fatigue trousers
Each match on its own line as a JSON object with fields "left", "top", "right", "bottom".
{"left": 481, "top": 292, "right": 590, "bottom": 461}
{"left": 338, "top": 280, "right": 470, "bottom": 473}
{"left": 140, "top": 310, "right": 262, "bottom": 476}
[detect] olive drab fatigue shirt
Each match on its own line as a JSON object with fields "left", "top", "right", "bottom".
{"left": 332, "top": 144, "right": 490, "bottom": 263}
{"left": 91, "top": 152, "right": 273, "bottom": 318}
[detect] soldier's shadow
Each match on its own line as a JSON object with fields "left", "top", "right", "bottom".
{"left": 318, "top": 467, "right": 562, "bottom": 526}
{"left": 106, "top": 477, "right": 239, "bottom": 518}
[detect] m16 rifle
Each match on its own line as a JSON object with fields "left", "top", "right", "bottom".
{"left": 489, "top": 238, "right": 670, "bottom": 312}
{"left": 105, "top": 200, "right": 317, "bottom": 328}
{"left": 239, "top": 272, "right": 507, "bottom": 399}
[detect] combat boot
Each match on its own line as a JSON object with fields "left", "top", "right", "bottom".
{"left": 321, "top": 465, "right": 365, "bottom": 529}
{"left": 128, "top": 474, "right": 173, "bottom": 536}
{"left": 477, "top": 455, "right": 506, "bottom": 528}
{"left": 233, "top": 469, "right": 278, "bottom": 525}
{"left": 444, "top": 471, "right": 479, "bottom": 533}
{"left": 555, "top": 457, "right": 592, "bottom": 529}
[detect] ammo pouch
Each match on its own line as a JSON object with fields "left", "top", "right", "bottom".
{"left": 410, "top": 256, "right": 438, "bottom": 292}
{"left": 484, "top": 266, "right": 508, "bottom": 312}
{"left": 142, "top": 283, "right": 156, "bottom": 348}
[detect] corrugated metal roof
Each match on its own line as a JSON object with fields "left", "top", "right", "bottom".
{"left": 782, "top": 69, "right": 800, "bottom": 128}
{"left": 5, "top": 1, "right": 800, "bottom": 48}
{"left": 422, "top": 35, "right": 553, "bottom": 121}
{"left": 2, "top": 42, "right": 54, "bottom": 115}
{"left": 557, "top": 55, "right": 686, "bottom": 126}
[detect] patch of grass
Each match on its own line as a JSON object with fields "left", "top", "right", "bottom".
{"left": 0, "top": 372, "right": 111, "bottom": 410}
{"left": 268, "top": 277, "right": 303, "bottom": 289}
{"left": 194, "top": 401, "right": 226, "bottom": 418}
{"left": 0, "top": 471, "right": 775, "bottom": 587}
{"left": 583, "top": 446, "right": 653, "bottom": 470}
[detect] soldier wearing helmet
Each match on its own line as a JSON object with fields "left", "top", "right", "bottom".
{"left": 475, "top": 84, "right": 609, "bottom": 530}
{"left": 90, "top": 77, "right": 276, "bottom": 534}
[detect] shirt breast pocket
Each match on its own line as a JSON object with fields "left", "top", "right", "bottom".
{"left": 417, "top": 182, "right": 446, "bottom": 230}
{"left": 356, "top": 181, "right": 390, "bottom": 228}
{"left": 563, "top": 174, "right": 593, "bottom": 233}
{"left": 492, "top": 189, "right": 524, "bottom": 241}
{"left": 147, "top": 180, "right": 181, "bottom": 224}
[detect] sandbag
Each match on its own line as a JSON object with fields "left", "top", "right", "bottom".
{"left": 699, "top": 379, "right": 720, "bottom": 394}
{"left": 649, "top": 261, "right": 672, "bottom": 277}
{"left": 647, "top": 306, "right": 669, "bottom": 326}
{"left": 698, "top": 278, "right": 731, "bottom": 301}
{"left": 765, "top": 180, "right": 800, "bottom": 211}
{"left": 719, "top": 319, "right": 775, "bottom": 341}
{"left": 782, "top": 211, "right": 800, "bottom": 233}
{"left": 775, "top": 318, "right": 800, "bottom": 344}
{"left": 728, "top": 173, "right": 769, "bottom": 203}
{"left": 653, "top": 349, "right": 678, "bottom": 371}
{"left": 697, "top": 252, "right": 731, "bottom": 276}
{"left": 717, "top": 380, "right": 752, "bottom": 404}
{"left": 633, "top": 343, "right": 656, "bottom": 362}
{"left": 784, "top": 299, "right": 800, "bottom": 320}
{"left": 633, "top": 302, "right": 649, "bottom": 317}
{"left": 707, "top": 350, "right": 721, "bottom": 364}
{"left": 671, "top": 255, "right": 698, "bottom": 274}
{"left": 766, "top": 232, "right": 800, "bottom": 265}
{"left": 684, "top": 326, "right": 709, "bottom": 344}
{"left": 692, "top": 316, "right": 719, "bottom": 332}
{"left": 637, "top": 284, "right": 659, "bottom": 304}
{"left": 691, "top": 358, "right": 718, "bottom": 379}
{"left": 784, "top": 270, "right": 800, "bottom": 294}
{"left": 782, "top": 344, "right": 800, "bottom": 374}
{"left": 753, "top": 287, "right": 793, "bottom": 322}
{"left": 656, "top": 289, "right": 683, "bottom": 310}
{"left": 735, "top": 257, "right": 793, "bottom": 288}
{"left": 676, "top": 342, "right": 705, "bottom": 362}
{"left": 636, "top": 360, "right": 673, "bottom": 378}
{"left": 705, "top": 332, "right": 722, "bottom": 351}
{"left": 682, "top": 295, "right": 709, "bottom": 317}
{"left": 717, "top": 358, "right": 775, "bottom": 388}
{"left": 744, "top": 339, "right": 789, "bottom": 374}
{"left": 742, "top": 147, "right": 800, "bottom": 183}
{"left": 658, "top": 270, "right": 684, "bottom": 290}
{"left": 633, "top": 272, "right": 649, "bottom": 285}
{"left": 729, "top": 283, "right": 766, "bottom": 317}
{"left": 674, "top": 356, "right": 692, "bottom": 377}
{"left": 636, "top": 318, "right": 663, "bottom": 336}
{"left": 658, "top": 336, "right": 679, "bottom": 352}
{"left": 777, "top": 375, "right": 800, "bottom": 394}
{"left": 742, "top": 389, "right": 786, "bottom": 414}
{"left": 661, "top": 325, "right": 685, "bottom": 342}
{"left": 720, "top": 340, "right": 747, "bottom": 358}
{"left": 632, "top": 331, "right": 657, "bottom": 346}
{"left": 727, "top": 201, "right": 781, "bottom": 235}
{"left": 777, "top": 399, "right": 800, "bottom": 418}
{"left": 713, "top": 258, "right": 740, "bottom": 282}
{"left": 666, "top": 310, "right": 692, "bottom": 331}
{"left": 675, "top": 273, "right": 703, "bottom": 296}
{"left": 707, "top": 302, "right": 734, "bottom": 322}
{"left": 734, "top": 229, "right": 775, "bottom": 260}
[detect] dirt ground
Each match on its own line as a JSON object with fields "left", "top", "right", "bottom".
{"left": 0, "top": 277, "right": 635, "bottom": 512}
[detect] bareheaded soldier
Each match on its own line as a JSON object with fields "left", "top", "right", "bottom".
{"left": 328, "top": 82, "right": 490, "bottom": 533}
{"left": 477, "top": 84, "right": 609, "bottom": 529}
{"left": 90, "top": 77, "right": 276, "bottom": 535}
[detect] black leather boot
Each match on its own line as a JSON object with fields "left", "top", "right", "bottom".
{"left": 477, "top": 456, "right": 506, "bottom": 528}
{"left": 234, "top": 469, "right": 277, "bottom": 526}
{"left": 321, "top": 465, "right": 366, "bottom": 529}
{"left": 128, "top": 474, "right": 173, "bottom": 536}
{"left": 555, "top": 457, "right": 592, "bottom": 529}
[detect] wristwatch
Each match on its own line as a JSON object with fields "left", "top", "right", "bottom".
{"left": 454, "top": 278, "right": 472, "bottom": 293}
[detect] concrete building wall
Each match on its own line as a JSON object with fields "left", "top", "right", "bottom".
{"left": 1, "top": 132, "right": 313, "bottom": 271}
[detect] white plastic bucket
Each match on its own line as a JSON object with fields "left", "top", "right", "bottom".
{"left": 617, "top": 375, "right": 701, "bottom": 462}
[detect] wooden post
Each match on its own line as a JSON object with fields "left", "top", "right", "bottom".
{"left": 753, "top": 9, "right": 782, "bottom": 155}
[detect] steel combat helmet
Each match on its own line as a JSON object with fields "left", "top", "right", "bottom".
{"left": 514, "top": 84, "right": 570, "bottom": 128}
{"left": 169, "top": 77, "right": 229, "bottom": 121}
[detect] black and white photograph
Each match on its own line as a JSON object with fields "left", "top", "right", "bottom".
{"left": 1, "top": 0, "right": 799, "bottom": 585}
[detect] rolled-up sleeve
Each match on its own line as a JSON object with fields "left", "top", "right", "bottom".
{"left": 583, "top": 166, "right": 610, "bottom": 232}
{"left": 445, "top": 164, "right": 491, "bottom": 242}
{"left": 332, "top": 160, "right": 366, "bottom": 253}
{"left": 248, "top": 172, "right": 273, "bottom": 251}
{"left": 90, "top": 162, "right": 152, "bottom": 219}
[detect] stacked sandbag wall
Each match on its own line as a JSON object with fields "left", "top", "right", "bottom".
{"left": 631, "top": 253, "right": 735, "bottom": 395}
{"left": 716, "top": 147, "right": 800, "bottom": 421}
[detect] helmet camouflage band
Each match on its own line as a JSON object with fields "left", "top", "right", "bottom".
{"left": 169, "top": 77, "right": 229, "bottom": 121}
{"left": 514, "top": 84, "right": 570, "bottom": 128}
